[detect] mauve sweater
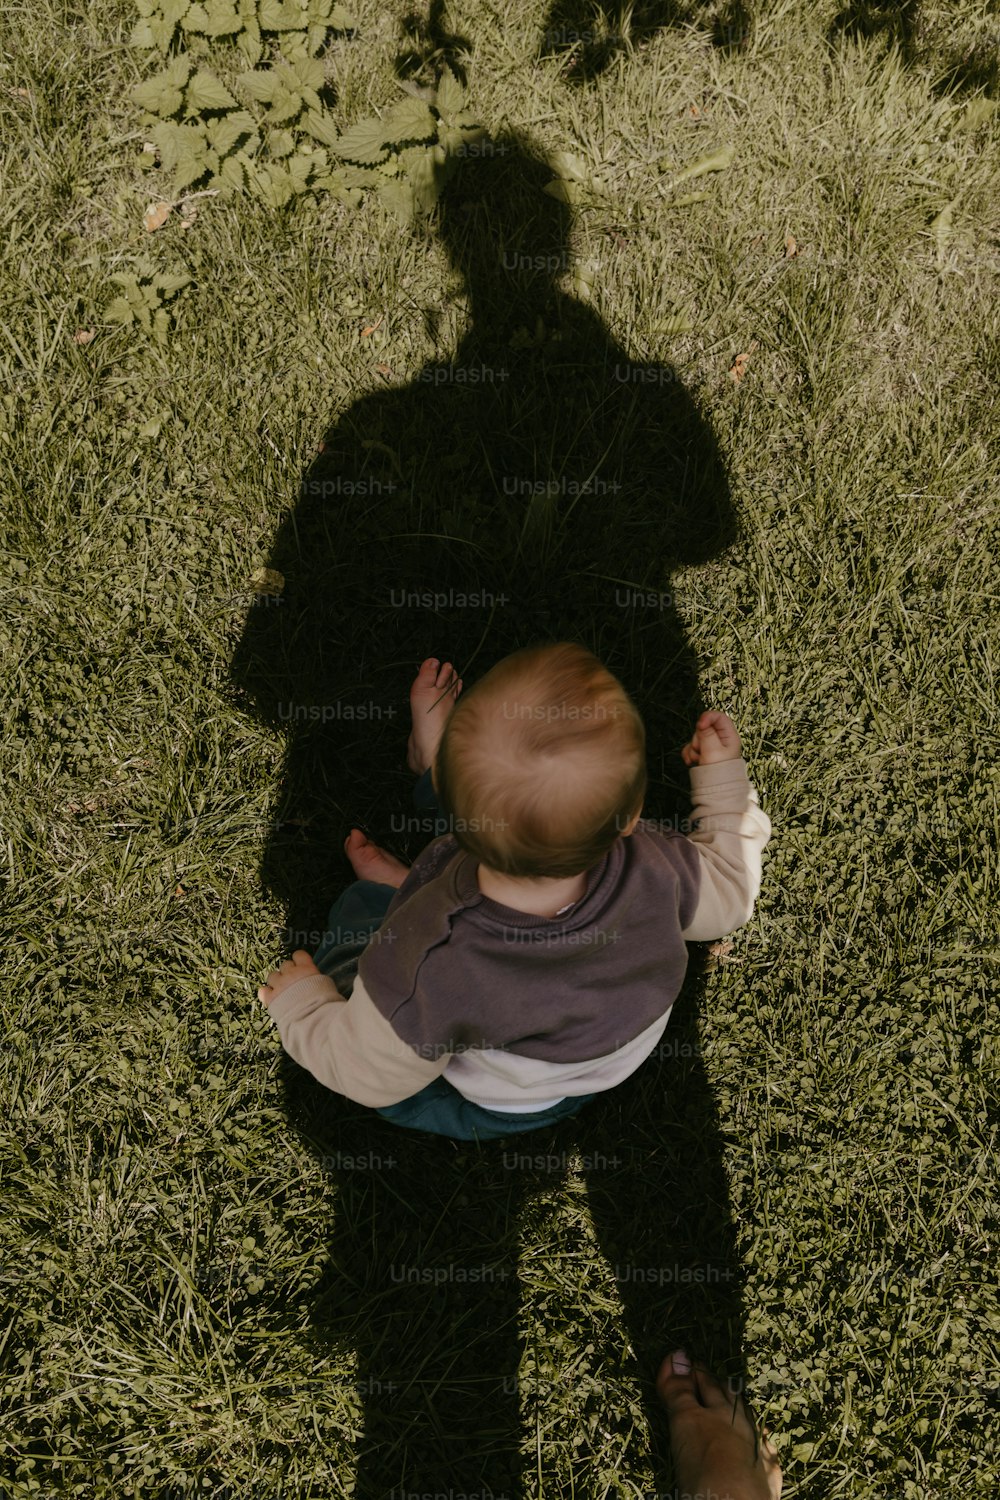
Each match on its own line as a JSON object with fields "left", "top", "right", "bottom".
{"left": 266, "top": 757, "right": 771, "bottom": 1109}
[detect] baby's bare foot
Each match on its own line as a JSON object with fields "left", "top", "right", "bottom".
{"left": 406, "top": 657, "right": 463, "bottom": 775}
{"left": 657, "top": 1351, "right": 782, "bottom": 1500}
{"left": 344, "top": 828, "right": 411, "bottom": 888}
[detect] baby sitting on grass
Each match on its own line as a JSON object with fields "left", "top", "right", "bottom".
{"left": 259, "top": 642, "right": 771, "bottom": 1141}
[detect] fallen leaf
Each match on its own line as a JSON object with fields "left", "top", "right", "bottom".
{"left": 656, "top": 312, "right": 695, "bottom": 335}
{"left": 729, "top": 340, "right": 759, "bottom": 382}
{"left": 360, "top": 318, "right": 383, "bottom": 337}
{"left": 72, "top": 329, "right": 96, "bottom": 345}
{"left": 689, "top": 103, "right": 701, "bottom": 117}
{"left": 12, "top": 87, "right": 32, "bottom": 99}
{"left": 174, "top": 884, "right": 186, "bottom": 898}
{"left": 375, "top": 362, "right": 394, "bottom": 376}
{"left": 707, "top": 940, "right": 735, "bottom": 960}
{"left": 249, "top": 566, "right": 284, "bottom": 595}
{"left": 785, "top": 234, "right": 798, "bottom": 257}
{"left": 930, "top": 200, "right": 957, "bottom": 268}
{"left": 143, "top": 200, "right": 171, "bottom": 233}
{"left": 142, "top": 141, "right": 158, "bottom": 155}
{"left": 670, "top": 145, "right": 735, "bottom": 187}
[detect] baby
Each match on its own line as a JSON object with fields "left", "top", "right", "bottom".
{"left": 259, "top": 643, "right": 771, "bottom": 1140}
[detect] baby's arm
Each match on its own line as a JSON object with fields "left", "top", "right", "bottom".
{"left": 260, "top": 962, "right": 450, "bottom": 1106}
{"left": 679, "top": 712, "right": 771, "bottom": 941}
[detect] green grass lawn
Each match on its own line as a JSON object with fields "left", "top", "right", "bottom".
{"left": 2, "top": 0, "right": 999, "bottom": 1495}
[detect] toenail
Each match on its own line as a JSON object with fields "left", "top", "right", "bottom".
{"left": 669, "top": 1350, "right": 692, "bottom": 1375}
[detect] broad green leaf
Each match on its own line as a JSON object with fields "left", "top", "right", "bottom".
{"left": 203, "top": 4, "right": 242, "bottom": 35}
{"left": 328, "top": 3, "right": 355, "bottom": 25}
{"left": 151, "top": 308, "right": 172, "bottom": 343}
{"left": 219, "top": 153, "right": 249, "bottom": 190}
{"left": 185, "top": 3, "right": 211, "bottom": 30}
{"left": 206, "top": 111, "right": 258, "bottom": 155}
{"left": 280, "top": 56, "right": 324, "bottom": 91}
{"left": 339, "top": 162, "right": 382, "bottom": 187}
{"left": 187, "top": 70, "right": 238, "bottom": 111}
{"left": 236, "top": 23, "right": 263, "bottom": 66}
{"left": 258, "top": 165, "right": 296, "bottom": 207}
{"left": 106, "top": 297, "right": 138, "bottom": 325}
{"left": 265, "top": 87, "right": 305, "bottom": 125}
{"left": 259, "top": 0, "right": 300, "bottom": 29}
{"left": 548, "top": 150, "right": 590, "bottom": 183}
{"left": 129, "top": 20, "right": 157, "bottom": 48}
{"left": 438, "top": 122, "right": 486, "bottom": 156}
{"left": 377, "top": 178, "right": 416, "bottom": 224}
{"left": 381, "top": 96, "right": 437, "bottom": 144}
{"left": 151, "top": 119, "right": 204, "bottom": 172}
{"left": 155, "top": 273, "right": 192, "bottom": 298}
{"left": 336, "top": 117, "right": 389, "bottom": 164}
{"left": 166, "top": 54, "right": 193, "bottom": 87}
{"left": 268, "top": 129, "right": 296, "bottom": 158}
{"left": 447, "top": 109, "right": 485, "bottom": 130}
{"left": 173, "top": 151, "right": 210, "bottom": 191}
{"left": 302, "top": 109, "right": 339, "bottom": 147}
{"left": 133, "top": 71, "right": 185, "bottom": 116}
{"left": 286, "top": 153, "right": 313, "bottom": 188}
{"left": 316, "top": 176, "right": 362, "bottom": 208}
{"left": 162, "top": 0, "right": 191, "bottom": 27}
{"left": 149, "top": 17, "right": 177, "bottom": 49}
{"left": 238, "top": 70, "right": 281, "bottom": 102}
{"left": 406, "top": 146, "right": 447, "bottom": 213}
{"left": 668, "top": 145, "right": 734, "bottom": 186}
{"left": 436, "top": 64, "right": 465, "bottom": 119}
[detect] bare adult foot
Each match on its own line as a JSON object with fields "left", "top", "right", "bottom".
{"left": 657, "top": 1350, "right": 782, "bottom": 1500}
{"left": 406, "top": 657, "right": 463, "bottom": 776}
{"left": 344, "top": 828, "right": 411, "bottom": 888}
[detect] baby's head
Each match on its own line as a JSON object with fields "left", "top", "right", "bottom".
{"left": 433, "top": 642, "right": 646, "bottom": 879}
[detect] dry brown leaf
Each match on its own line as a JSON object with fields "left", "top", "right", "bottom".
{"left": 72, "top": 329, "right": 95, "bottom": 345}
{"left": 143, "top": 200, "right": 171, "bottom": 233}
{"left": 360, "top": 318, "right": 384, "bottom": 337}
{"left": 729, "top": 340, "right": 759, "bottom": 383}
{"left": 689, "top": 103, "right": 701, "bottom": 117}
{"left": 785, "top": 234, "right": 798, "bottom": 257}
{"left": 375, "top": 363, "right": 394, "bottom": 376}
{"left": 174, "top": 884, "right": 186, "bottom": 898}
{"left": 708, "top": 940, "right": 735, "bottom": 958}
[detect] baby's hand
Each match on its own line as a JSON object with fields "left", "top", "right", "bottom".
{"left": 259, "top": 949, "right": 320, "bottom": 1006}
{"left": 681, "top": 711, "right": 742, "bottom": 767}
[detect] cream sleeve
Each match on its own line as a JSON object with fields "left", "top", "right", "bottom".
{"left": 680, "top": 758, "right": 772, "bottom": 941}
{"left": 265, "top": 970, "right": 451, "bottom": 1107}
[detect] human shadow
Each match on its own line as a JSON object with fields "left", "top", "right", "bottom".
{"left": 230, "top": 129, "right": 744, "bottom": 1495}
{"left": 537, "top": 0, "right": 753, "bottom": 80}
{"left": 828, "top": 0, "right": 921, "bottom": 62}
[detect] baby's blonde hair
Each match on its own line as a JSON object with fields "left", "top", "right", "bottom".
{"left": 433, "top": 642, "right": 646, "bottom": 878}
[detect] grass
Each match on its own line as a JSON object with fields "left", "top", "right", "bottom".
{"left": 1, "top": 0, "right": 999, "bottom": 1495}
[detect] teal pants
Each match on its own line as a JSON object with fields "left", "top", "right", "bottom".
{"left": 312, "top": 770, "right": 595, "bottom": 1141}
